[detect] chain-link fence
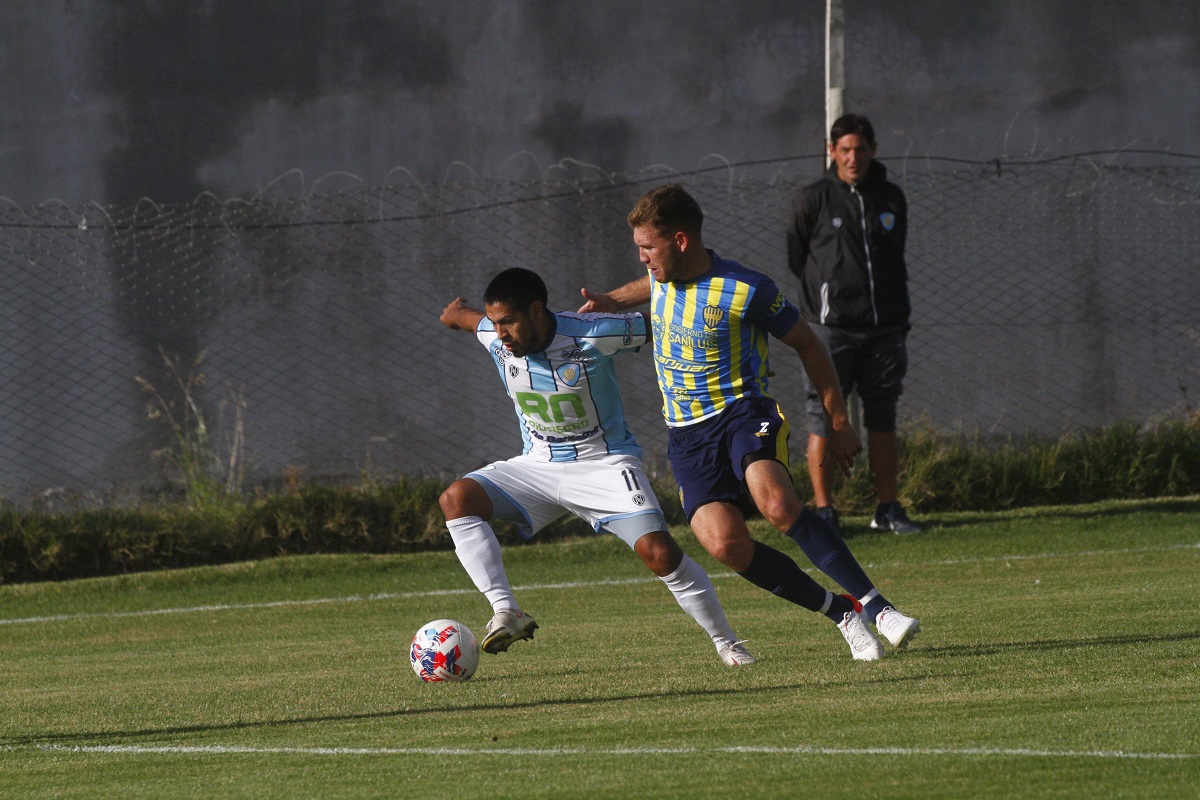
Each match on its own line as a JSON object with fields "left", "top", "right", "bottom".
{"left": 2, "top": 152, "right": 1197, "bottom": 504}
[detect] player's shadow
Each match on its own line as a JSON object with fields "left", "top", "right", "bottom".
{"left": 1, "top": 674, "right": 927, "bottom": 749}
{"left": 904, "top": 497, "right": 1200, "bottom": 532}
{"left": 918, "top": 629, "right": 1200, "bottom": 658}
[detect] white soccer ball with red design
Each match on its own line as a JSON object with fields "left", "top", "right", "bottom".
{"left": 410, "top": 619, "right": 479, "bottom": 682}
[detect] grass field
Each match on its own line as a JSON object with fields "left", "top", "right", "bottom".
{"left": 2, "top": 498, "right": 1198, "bottom": 798}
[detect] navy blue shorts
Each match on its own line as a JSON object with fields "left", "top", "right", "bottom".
{"left": 667, "top": 396, "right": 792, "bottom": 521}
{"left": 805, "top": 324, "right": 908, "bottom": 436}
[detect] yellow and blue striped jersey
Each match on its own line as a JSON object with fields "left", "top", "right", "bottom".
{"left": 650, "top": 251, "right": 800, "bottom": 426}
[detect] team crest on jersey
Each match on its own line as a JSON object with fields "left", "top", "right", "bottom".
{"left": 880, "top": 212, "right": 896, "bottom": 231}
{"left": 509, "top": 365, "right": 519, "bottom": 378}
{"left": 702, "top": 305, "right": 725, "bottom": 329}
{"left": 556, "top": 362, "right": 581, "bottom": 386}
{"left": 832, "top": 217, "right": 843, "bottom": 229}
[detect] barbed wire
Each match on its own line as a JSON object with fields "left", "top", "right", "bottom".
{"left": 6, "top": 148, "right": 1197, "bottom": 231}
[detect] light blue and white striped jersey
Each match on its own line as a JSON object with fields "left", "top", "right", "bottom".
{"left": 476, "top": 311, "right": 650, "bottom": 462}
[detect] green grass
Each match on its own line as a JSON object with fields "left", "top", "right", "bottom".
{"left": 2, "top": 497, "right": 1199, "bottom": 798}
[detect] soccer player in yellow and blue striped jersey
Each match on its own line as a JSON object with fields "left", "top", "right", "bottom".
{"left": 649, "top": 249, "right": 796, "bottom": 427}
{"left": 579, "top": 183, "right": 921, "bottom": 661}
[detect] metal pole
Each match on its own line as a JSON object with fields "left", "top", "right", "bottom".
{"left": 825, "top": 0, "right": 863, "bottom": 442}
{"left": 825, "top": 0, "right": 845, "bottom": 159}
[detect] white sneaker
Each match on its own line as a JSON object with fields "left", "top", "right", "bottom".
{"left": 482, "top": 609, "right": 539, "bottom": 654}
{"left": 717, "top": 640, "right": 757, "bottom": 666}
{"left": 838, "top": 610, "right": 884, "bottom": 661}
{"left": 875, "top": 606, "right": 920, "bottom": 648}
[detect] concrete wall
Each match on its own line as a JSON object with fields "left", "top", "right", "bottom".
{"left": 0, "top": 2, "right": 1197, "bottom": 500}
{"left": 2, "top": 1, "right": 1197, "bottom": 207}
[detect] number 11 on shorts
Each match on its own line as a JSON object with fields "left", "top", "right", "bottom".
{"left": 621, "top": 468, "right": 642, "bottom": 491}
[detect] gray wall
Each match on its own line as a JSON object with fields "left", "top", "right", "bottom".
{"left": 2, "top": 2, "right": 1198, "bottom": 207}
{"left": 0, "top": 2, "right": 1197, "bottom": 501}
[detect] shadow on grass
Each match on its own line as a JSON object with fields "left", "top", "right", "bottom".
{"left": 919, "top": 630, "right": 1200, "bottom": 659}
{"left": 845, "top": 496, "right": 1200, "bottom": 535}
{"left": 7, "top": 630, "right": 1196, "bottom": 750}
{"left": 2, "top": 673, "right": 930, "bottom": 749}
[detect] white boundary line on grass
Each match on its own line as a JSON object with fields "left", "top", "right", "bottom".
{"left": 13, "top": 743, "right": 1198, "bottom": 761}
{"left": 1, "top": 541, "right": 1197, "bottom": 628}
{"left": 0, "top": 578, "right": 647, "bottom": 627}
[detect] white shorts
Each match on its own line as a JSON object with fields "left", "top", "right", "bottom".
{"left": 466, "top": 453, "right": 667, "bottom": 547}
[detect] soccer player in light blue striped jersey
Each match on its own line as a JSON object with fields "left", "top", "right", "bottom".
{"left": 438, "top": 267, "right": 755, "bottom": 666}
{"left": 579, "top": 184, "right": 921, "bottom": 661}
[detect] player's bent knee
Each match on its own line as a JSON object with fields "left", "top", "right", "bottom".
{"left": 702, "top": 536, "right": 754, "bottom": 571}
{"left": 439, "top": 479, "right": 492, "bottom": 521}
{"left": 634, "top": 531, "right": 682, "bottom": 577}
{"left": 758, "top": 497, "right": 802, "bottom": 532}
{"left": 691, "top": 504, "right": 755, "bottom": 570}
{"left": 746, "top": 484, "right": 803, "bottom": 532}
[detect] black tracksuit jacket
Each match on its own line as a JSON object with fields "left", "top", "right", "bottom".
{"left": 787, "top": 159, "right": 911, "bottom": 329}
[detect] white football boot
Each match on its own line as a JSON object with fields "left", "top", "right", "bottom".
{"left": 717, "top": 640, "right": 757, "bottom": 666}
{"left": 838, "top": 610, "right": 885, "bottom": 661}
{"left": 481, "top": 609, "right": 539, "bottom": 654}
{"left": 875, "top": 606, "right": 921, "bottom": 648}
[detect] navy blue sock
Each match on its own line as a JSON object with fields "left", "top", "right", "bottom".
{"left": 737, "top": 541, "right": 850, "bottom": 621}
{"left": 785, "top": 507, "right": 876, "bottom": 600}
{"left": 859, "top": 589, "right": 893, "bottom": 625}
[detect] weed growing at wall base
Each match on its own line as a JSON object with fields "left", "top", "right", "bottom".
{"left": 135, "top": 348, "right": 246, "bottom": 508}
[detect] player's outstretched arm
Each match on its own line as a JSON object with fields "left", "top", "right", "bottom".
{"left": 578, "top": 276, "right": 652, "bottom": 313}
{"left": 778, "top": 319, "right": 863, "bottom": 477}
{"left": 440, "top": 297, "right": 485, "bottom": 331}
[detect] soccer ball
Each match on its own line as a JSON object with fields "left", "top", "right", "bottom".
{"left": 410, "top": 619, "right": 479, "bottom": 682}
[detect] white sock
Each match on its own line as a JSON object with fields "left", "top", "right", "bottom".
{"left": 446, "top": 516, "right": 517, "bottom": 613}
{"left": 659, "top": 554, "right": 739, "bottom": 647}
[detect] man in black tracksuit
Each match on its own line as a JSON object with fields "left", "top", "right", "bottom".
{"left": 787, "top": 114, "right": 920, "bottom": 534}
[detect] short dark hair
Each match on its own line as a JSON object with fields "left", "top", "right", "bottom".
{"left": 627, "top": 183, "right": 703, "bottom": 237}
{"left": 830, "top": 113, "right": 876, "bottom": 147}
{"left": 483, "top": 267, "right": 548, "bottom": 313}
